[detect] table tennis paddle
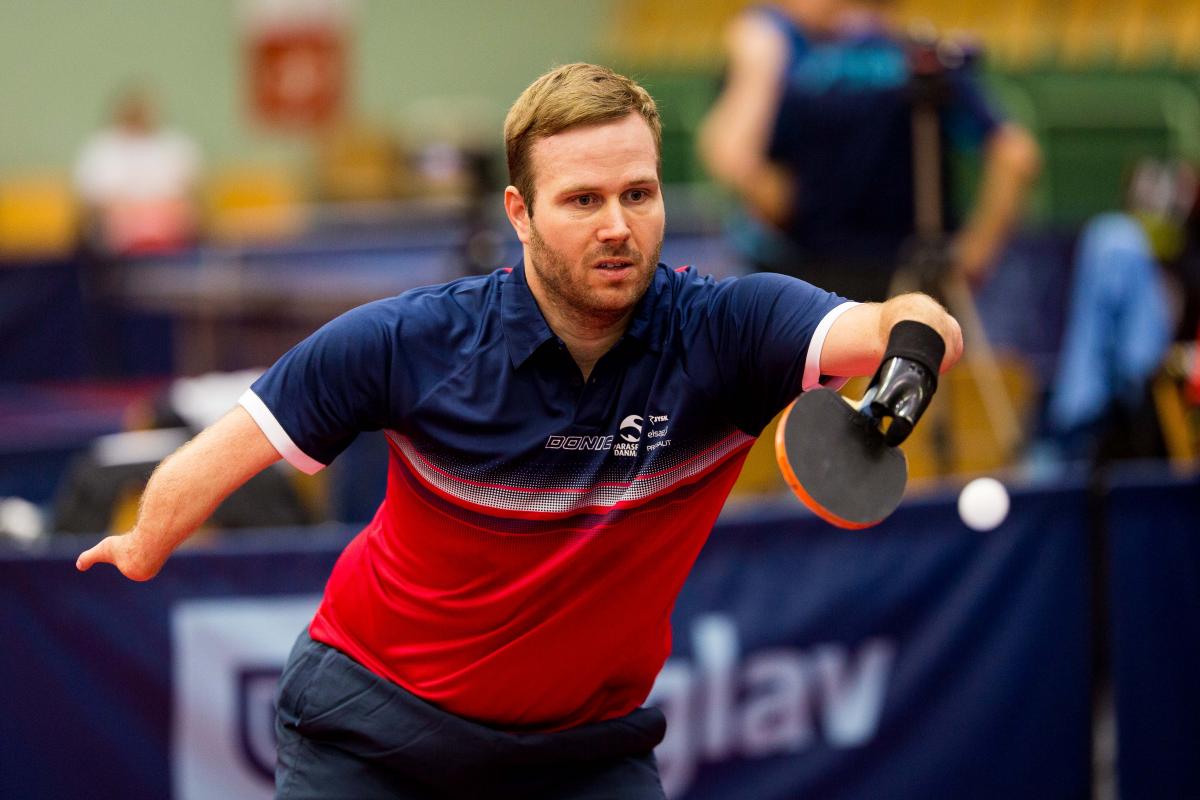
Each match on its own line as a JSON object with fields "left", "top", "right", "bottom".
{"left": 775, "top": 320, "right": 945, "bottom": 529}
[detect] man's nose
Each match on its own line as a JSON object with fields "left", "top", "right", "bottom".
{"left": 596, "top": 200, "right": 631, "bottom": 242}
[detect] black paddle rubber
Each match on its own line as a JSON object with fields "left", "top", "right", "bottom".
{"left": 775, "top": 388, "right": 908, "bottom": 529}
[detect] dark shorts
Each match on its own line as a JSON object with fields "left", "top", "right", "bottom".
{"left": 274, "top": 631, "right": 668, "bottom": 800}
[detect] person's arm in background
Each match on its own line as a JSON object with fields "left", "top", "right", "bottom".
{"left": 697, "top": 11, "right": 795, "bottom": 228}
{"left": 819, "top": 292, "right": 964, "bottom": 377}
{"left": 953, "top": 122, "right": 1042, "bottom": 286}
{"left": 76, "top": 406, "right": 281, "bottom": 581}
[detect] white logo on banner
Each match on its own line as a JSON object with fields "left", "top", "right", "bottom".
{"left": 647, "top": 614, "right": 896, "bottom": 798}
{"left": 171, "top": 596, "right": 319, "bottom": 800}
{"left": 170, "top": 602, "right": 891, "bottom": 800}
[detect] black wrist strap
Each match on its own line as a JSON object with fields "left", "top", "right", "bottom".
{"left": 882, "top": 320, "right": 945, "bottom": 385}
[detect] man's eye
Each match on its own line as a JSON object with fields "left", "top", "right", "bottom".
{"left": 575, "top": 195, "right": 595, "bottom": 207}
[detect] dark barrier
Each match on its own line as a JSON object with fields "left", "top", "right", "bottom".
{"left": 0, "top": 528, "right": 351, "bottom": 800}
{"left": 0, "top": 259, "right": 89, "bottom": 380}
{"left": 1107, "top": 471, "right": 1200, "bottom": 800}
{"left": 652, "top": 490, "right": 1091, "bottom": 799}
{"left": 6, "top": 477, "right": 1179, "bottom": 799}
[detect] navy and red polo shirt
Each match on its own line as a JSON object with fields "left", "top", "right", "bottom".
{"left": 240, "top": 262, "right": 854, "bottom": 732}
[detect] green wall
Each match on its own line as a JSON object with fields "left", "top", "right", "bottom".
{"left": 0, "top": 0, "right": 615, "bottom": 174}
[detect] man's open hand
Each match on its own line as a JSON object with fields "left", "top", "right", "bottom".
{"left": 76, "top": 533, "right": 165, "bottom": 582}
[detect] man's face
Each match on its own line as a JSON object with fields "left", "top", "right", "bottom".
{"left": 510, "top": 112, "right": 665, "bottom": 324}
{"left": 116, "top": 92, "right": 158, "bottom": 134}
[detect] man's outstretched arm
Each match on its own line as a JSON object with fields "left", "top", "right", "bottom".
{"left": 954, "top": 123, "right": 1042, "bottom": 285}
{"left": 697, "top": 11, "right": 794, "bottom": 228}
{"left": 819, "top": 292, "right": 964, "bottom": 379}
{"left": 76, "top": 406, "right": 281, "bottom": 581}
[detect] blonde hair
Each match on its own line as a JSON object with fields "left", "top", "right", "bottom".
{"left": 504, "top": 63, "right": 661, "bottom": 214}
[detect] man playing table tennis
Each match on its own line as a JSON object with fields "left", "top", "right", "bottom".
{"left": 78, "top": 63, "right": 961, "bottom": 798}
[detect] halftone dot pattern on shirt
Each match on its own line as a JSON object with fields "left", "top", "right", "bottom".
{"left": 385, "top": 427, "right": 755, "bottom": 516}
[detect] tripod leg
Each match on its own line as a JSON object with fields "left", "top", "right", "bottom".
{"left": 940, "top": 272, "right": 1024, "bottom": 459}
{"left": 903, "top": 45, "right": 1024, "bottom": 469}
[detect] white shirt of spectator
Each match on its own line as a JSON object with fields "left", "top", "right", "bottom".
{"left": 74, "top": 128, "right": 200, "bottom": 204}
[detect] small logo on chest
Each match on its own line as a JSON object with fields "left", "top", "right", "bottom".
{"left": 544, "top": 413, "right": 670, "bottom": 457}
{"left": 613, "top": 414, "right": 644, "bottom": 456}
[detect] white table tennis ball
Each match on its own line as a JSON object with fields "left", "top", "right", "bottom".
{"left": 957, "top": 477, "right": 1010, "bottom": 531}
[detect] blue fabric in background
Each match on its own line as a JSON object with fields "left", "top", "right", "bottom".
{"left": 1048, "top": 213, "right": 1172, "bottom": 436}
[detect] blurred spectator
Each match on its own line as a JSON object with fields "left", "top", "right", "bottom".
{"left": 74, "top": 86, "right": 201, "bottom": 255}
{"left": 697, "top": 0, "right": 1040, "bottom": 301}
{"left": 1036, "top": 159, "right": 1199, "bottom": 468}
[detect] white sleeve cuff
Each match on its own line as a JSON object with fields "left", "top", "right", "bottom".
{"left": 802, "top": 301, "right": 860, "bottom": 392}
{"left": 238, "top": 389, "right": 326, "bottom": 475}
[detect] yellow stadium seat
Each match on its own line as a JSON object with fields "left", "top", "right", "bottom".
{"left": 902, "top": 354, "right": 1036, "bottom": 478}
{"left": 315, "top": 119, "right": 414, "bottom": 202}
{"left": 603, "top": 0, "right": 744, "bottom": 68}
{"left": 203, "top": 165, "right": 307, "bottom": 243}
{"left": 1060, "top": 0, "right": 1127, "bottom": 66}
{"left": 0, "top": 174, "right": 79, "bottom": 258}
{"left": 1173, "top": 2, "right": 1200, "bottom": 67}
{"left": 1116, "top": 0, "right": 1176, "bottom": 65}
{"left": 729, "top": 413, "right": 788, "bottom": 497}
{"left": 1153, "top": 344, "right": 1200, "bottom": 471}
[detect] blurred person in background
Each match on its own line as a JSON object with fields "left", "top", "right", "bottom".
{"left": 1034, "top": 158, "right": 1200, "bottom": 469}
{"left": 74, "top": 85, "right": 201, "bottom": 256}
{"left": 698, "top": 0, "right": 1041, "bottom": 301}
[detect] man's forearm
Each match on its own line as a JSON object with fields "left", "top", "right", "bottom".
{"left": 131, "top": 436, "right": 253, "bottom": 565}
{"left": 956, "top": 124, "right": 1042, "bottom": 283}
{"left": 697, "top": 110, "right": 792, "bottom": 226}
{"left": 877, "top": 293, "right": 963, "bottom": 372}
{"left": 730, "top": 162, "right": 794, "bottom": 228}
{"left": 819, "top": 293, "right": 963, "bottom": 379}
{"left": 77, "top": 406, "right": 282, "bottom": 580}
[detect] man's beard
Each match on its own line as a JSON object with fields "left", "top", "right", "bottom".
{"left": 527, "top": 222, "right": 661, "bottom": 326}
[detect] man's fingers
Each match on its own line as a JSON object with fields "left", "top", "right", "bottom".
{"left": 76, "top": 537, "right": 115, "bottom": 572}
{"left": 76, "top": 534, "right": 160, "bottom": 581}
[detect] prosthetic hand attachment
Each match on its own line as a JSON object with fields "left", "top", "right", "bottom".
{"left": 862, "top": 321, "right": 945, "bottom": 447}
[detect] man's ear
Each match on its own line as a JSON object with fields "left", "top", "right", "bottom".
{"left": 504, "top": 186, "right": 531, "bottom": 245}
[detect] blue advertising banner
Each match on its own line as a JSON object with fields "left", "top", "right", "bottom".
{"left": 1, "top": 486, "right": 1098, "bottom": 799}
{"left": 0, "top": 528, "right": 350, "bottom": 800}
{"left": 1107, "top": 471, "right": 1200, "bottom": 800}
{"left": 650, "top": 490, "right": 1092, "bottom": 799}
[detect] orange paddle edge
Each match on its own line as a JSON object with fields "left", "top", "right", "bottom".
{"left": 774, "top": 398, "right": 881, "bottom": 530}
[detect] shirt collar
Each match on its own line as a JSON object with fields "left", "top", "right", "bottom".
{"left": 622, "top": 264, "right": 667, "bottom": 352}
{"left": 501, "top": 263, "right": 557, "bottom": 368}
{"left": 501, "top": 262, "right": 667, "bottom": 368}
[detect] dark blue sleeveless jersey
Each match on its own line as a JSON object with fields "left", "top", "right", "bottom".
{"left": 756, "top": 6, "right": 1002, "bottom": 261}
{"left": 240, "top": 263, "right": 854, "bottom": 731}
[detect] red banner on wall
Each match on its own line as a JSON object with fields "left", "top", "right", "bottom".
{"left": 248, "top": 23, "right": 346, "bottom": 129}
